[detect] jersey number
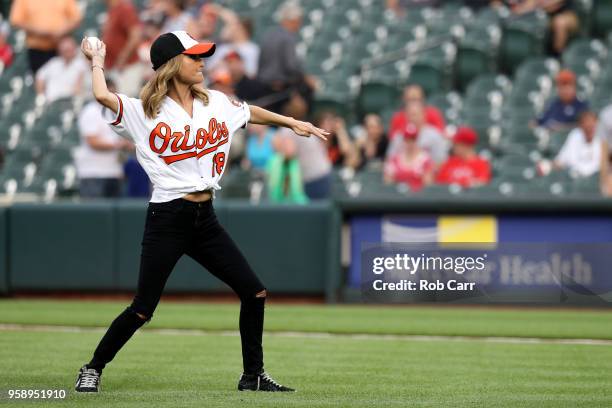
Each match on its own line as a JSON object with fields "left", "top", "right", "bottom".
{"left": 212, "top": 152, "right": 226, "bottom": 177}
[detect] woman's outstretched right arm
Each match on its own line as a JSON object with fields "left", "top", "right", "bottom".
{"left": 80, "top": 38, "right": 118, "bottom": 114}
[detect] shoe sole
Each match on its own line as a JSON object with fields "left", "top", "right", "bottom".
{"left": 238, "top": 388, "right": 296, "bottom": 392}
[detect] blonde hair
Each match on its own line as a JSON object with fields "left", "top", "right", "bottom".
{"left": 140, "top": 55, "right": 210, "bottom": 119}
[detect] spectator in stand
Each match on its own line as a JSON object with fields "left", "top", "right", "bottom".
{"left": 547, "top": 111, "right": 600, "bottom": 178}
{"left": 225, "top": 51, "right": 267, "bottom": 103}
{"left": 276, "top": 102, "right": 332, "bottom": 199}
{"left": 206, "top": 5, "right": 260, "bottom": 78}
{"left": 159, "top": 0, "right": 198, "bottom": 37}
{"left": 193, "top": 3, "right": 219, "bottom": 42}
{"left": 435, "top": 127, "right": 491, "bottom": 187}
{"left": 243, "top": 124, "right": 276, "bottom": 172}
{"left": 208, "top": 67, "right": 234, "bottom": 95}
{"left": 355, "top": 113, "right": 389, "bottom": 170}
{"left": 499, "top": 0, "right": 579, "bottom": 56}
{"left": 384, "top": 126, "right": 434, "bottom": 192}
{"left": 387, "top": 103, "right": 450, "bottom": 165}
{"left": 315, "top": 111, "right": 359, "bottom": 169}
{"left": 257, "top": 0, "right": 317, "bottom": 114}
{"left": 389, "top": 84, "right": 446, "bottom": 138}
{"left": 103, "top": 0, "right": 144, "bottom": 97}
{"left": 9, "top": 0, "right": 82, "bottom": 73}
{"left": 536, "top": 69, "right": 588, "bottom": 131}
{"left": 35, "top": 36, "right": 88, "bottom": 102}
{"left": 75, "top": 80, "right": 134, "bottom": 199}
{"left": 0, "top": 21, "right": 14, "bottom": 69}
{"left": 267, "top": 136, "right": 309, "bottom": 204}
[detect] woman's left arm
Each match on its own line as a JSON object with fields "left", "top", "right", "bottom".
{"left": 249, "top": 105, "right": 329, "bottom": 141}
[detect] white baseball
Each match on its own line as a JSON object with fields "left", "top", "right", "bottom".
{"left": 86, "top": 36, "right": 102, "bottom": 49}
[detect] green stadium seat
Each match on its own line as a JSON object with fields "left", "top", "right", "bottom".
{"left": 499, "top": 11, "right": 548, "bottom": 74}
{"left": 357, "top": 81, "right": 400, "bottom": 116}
{"left": 475, "top": 6, "right": 503, "bottom": 26}
{"left": 570, "top": 175, "right": 600, "bottom": 194}
{"left": 592, "top": 1, "right": 612, "bottom": 38}
{"left": 462, "top": 107, "right": 499, "bottom": 130}
{"left": 306, "top": 41, "right": 331, "bottom": 61}
{"left": 361, "top": 8, "right": 384, "bottom": 25}
{"left": 455, "top": 42, "right": 496, "bottom": 92}
{"left": 407, "top": 62, "right": 445, "bottom": 98}
{"left": 514, "top": 57, "right": 559, "bottom": 85}
{"left": 428, "top": 91, "right": 462, "bottom": 121}
{"left": 503, "top": 108, "right": 537, "bottom": 127}
{"left": 35, "top": 157, "right": 78, "bottom": 195}
{"left": 403, "top": 41, "right": 456, "bottom": 96}
{"left": 0, "top": 157, "right": 35, "bottom": 190}
{"left": 465, "top": 74, "right": 511, "bottom": 101}
{"left": 562, "top": 38, "right": 606, "bottom": 65}
{"left": 383, "top": 34, "right": 414, "bottom": 54}
{"left": 564, "top": 60, "right": 598, "bottom": 80}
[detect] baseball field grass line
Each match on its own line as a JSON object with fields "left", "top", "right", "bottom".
{"left": 2, "top": 299, "right": 612, "bottom": 339}
{"left": 3, "top": 323, "right": 612, "bottom": 346}
{"left": 1, "top": 329, "right": 612, "bottom": 408}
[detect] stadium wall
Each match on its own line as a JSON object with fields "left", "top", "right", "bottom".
{"left": 2, "top": 198, "right": 612, "bottom": 304}
{"left": 2, "top": 201, "right": 341, "bottom": 300}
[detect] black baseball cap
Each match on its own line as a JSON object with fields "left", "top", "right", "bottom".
{"left": 150, "top": 30, "right": 216, "bottom": 71}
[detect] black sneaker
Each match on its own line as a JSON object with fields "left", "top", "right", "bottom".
{"left": 75, "top": 365, "right": 102, "bottom": 392}
{"left": 237, "top": 372, "right": 295, "bottom": 392}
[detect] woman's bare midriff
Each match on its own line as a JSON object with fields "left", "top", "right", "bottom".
{"left": 182, "top": 190, "right": 213, "bottom": 202}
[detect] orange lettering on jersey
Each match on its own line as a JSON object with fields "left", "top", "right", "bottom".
{"left": 162, "top": 151, "right": 198, "bottom": 164}
{"left": 149, "top": 122, "right": 172, "bottom": 153}
{"left": 212, "top": 152, "right": 226, "bottom": 177}
{"left": 170, "top": 125, "right": 195, "bottom": 152}
{"left": 152, "top": 119, "right": 230, "bottom": 165}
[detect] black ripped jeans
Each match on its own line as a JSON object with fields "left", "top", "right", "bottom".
{"left": 88, "top": 198, "right": 266, "bottom": 375}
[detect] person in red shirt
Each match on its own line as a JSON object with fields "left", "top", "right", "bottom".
{"left": 388, "top": 84, "right": 446, "bottom": 139}
{"left": 0, "top": 22, "right": 13, "bottom": 68}
{"left": 384, "top": 125, "right": 434, "bottom": 191}
{"left": 103, "top": 0, "right": 144, "bottom": 96}
{"left": 435, "top": 126, "right": 491, "bottom": 187}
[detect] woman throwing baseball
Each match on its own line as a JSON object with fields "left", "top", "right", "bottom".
{"left": 74, "top": 31, "right": 328, "bottom": 393}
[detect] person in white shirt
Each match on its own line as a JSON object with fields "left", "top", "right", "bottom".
{"left": 75, "top": 80, "right": 133, "bottom": 198}
{"left": 74, "top": 30, "right": 328, "bottom": 394}
{"left": 204, "top": 5, "right": 260, "bottom": 78}
{"left": 35, "top": 36, "right": 88, "bottom": 102}
{"left": 555, "top": 111, "right": 601, "bottom": 177}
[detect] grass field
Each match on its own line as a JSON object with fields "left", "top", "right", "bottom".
{"left": 1, "top": 299, "right": 612, "bottom": 407}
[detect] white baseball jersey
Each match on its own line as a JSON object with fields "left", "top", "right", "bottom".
{"left": 102, "top": 90, "right": 250, "bottom": 202}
